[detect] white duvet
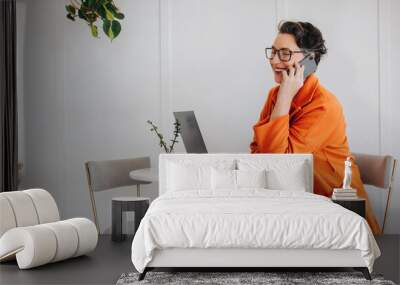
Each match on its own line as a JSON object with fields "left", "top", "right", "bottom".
{"left": 131, "top": 190, "right": 380, "bottom": 273}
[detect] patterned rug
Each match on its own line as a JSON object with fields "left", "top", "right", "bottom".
{"left": 116, "top": 271, "right": 396, "bottom": 285}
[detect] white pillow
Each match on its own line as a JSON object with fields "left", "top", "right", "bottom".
{"left": 238, "top": 159, "right": 308, "bottom": 191}
{"left": 211, "top": 168, "right": 236, "bottom": 190}
{"left": 236, "top": 169, "right": 267, "bottom": 189}
{"left": 266, "top": 162, "right": 307, "bottom": 191}
{"left": 211, "top": 169, "right": 267, "bottom": 190}
{"left": 167, "top": 162, "right": 210, "bottom": 191}
{"left": 166, "top": 159, "right": 235, "bottom": 192}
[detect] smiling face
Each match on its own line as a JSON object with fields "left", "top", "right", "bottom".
{"left": 270, "top": 33, "right": 306, "bottom": 84}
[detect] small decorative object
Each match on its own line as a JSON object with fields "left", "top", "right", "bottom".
{"left": 65, "top": 0, "right": 125, "bottom": 40}
{"left": 332, "top": 157, "right": 358, "bottom": 200}
{"left": 147, "top": 120, "right": 181, "bottom": 153}
{"left": 342, "top": 157, "right": 353, "bottom": 189}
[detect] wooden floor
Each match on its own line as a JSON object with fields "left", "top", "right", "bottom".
{"left": 0, "top": 235, "right": 133, "bottom": 285}
{"left": 0, "top": 235, "right": 398, "bottom": 285}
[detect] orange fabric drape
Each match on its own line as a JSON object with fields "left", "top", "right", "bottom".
{"left": 250, "top": 74, "right": 381, "bottom": 235}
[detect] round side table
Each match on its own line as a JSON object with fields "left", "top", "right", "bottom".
{"left": 112, "top": 197, "right": 150, "bottom": 242}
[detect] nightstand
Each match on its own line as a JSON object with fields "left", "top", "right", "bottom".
{"left": 332, "top": 198, "right": 366, "bottom": 218}
{"left": 112, "top": 197, "right": 150, "bottom": 242}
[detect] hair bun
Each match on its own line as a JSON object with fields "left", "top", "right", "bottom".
{"left": 278, "top": 21, "right": 327, "bottom": 65}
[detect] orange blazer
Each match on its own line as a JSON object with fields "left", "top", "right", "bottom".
{"left": 250, "top": 74, "right": 381, "bottom": 235}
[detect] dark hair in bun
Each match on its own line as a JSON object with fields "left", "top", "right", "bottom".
{"left": 278, "top": 21, "right": 327, "bottom": 65}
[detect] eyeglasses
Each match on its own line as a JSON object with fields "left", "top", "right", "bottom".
{"left": 265, "top": 47, "right": 306, "bottom": 62}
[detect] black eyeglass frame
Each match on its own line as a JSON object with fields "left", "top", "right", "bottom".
{"left": 265, "top": 47, "right": 318, "bottom": 62}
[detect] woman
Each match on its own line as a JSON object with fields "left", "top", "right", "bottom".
{"left": 250, "top": 21, "right": 381, "bottom": 235}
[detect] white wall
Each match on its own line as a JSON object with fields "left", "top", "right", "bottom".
{"left": 18, "top": 0, "right": 161, "bottom": 233}
{"left": 164, "top": 0, "right": 276, "bottom": 153}
{"left": 17, "top": 0, "right": 400, "bottom": 233}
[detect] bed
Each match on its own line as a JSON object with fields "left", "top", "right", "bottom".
{"left": 131, "top": 153, "right": 380, "bottom": 280}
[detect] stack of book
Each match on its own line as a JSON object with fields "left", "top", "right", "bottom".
{"left": 332, "top": 188, "right": 358, "bottom": 200}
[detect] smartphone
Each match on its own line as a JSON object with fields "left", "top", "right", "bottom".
{"left": 298, "top": 54, "right": 317, "bottom": 79}
{"left": 286, "top": 54, "right": 317, "bottom": 80}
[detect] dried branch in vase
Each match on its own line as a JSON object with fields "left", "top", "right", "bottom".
{"left": 147, "top": 120, "right": 181, "bottom": 153}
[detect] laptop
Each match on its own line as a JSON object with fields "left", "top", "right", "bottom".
{"left": 173, "top": 111, "right": 208, "bottom": 153}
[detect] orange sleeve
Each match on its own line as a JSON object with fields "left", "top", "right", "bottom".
{"left": 250, "top": 96, "right": 341, "bottom": 154}
{"left": 250, "top": 89, "right": 276, "bottom": 153}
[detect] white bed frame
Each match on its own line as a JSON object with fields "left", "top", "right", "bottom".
{"left": 139, "top": 154, "right": 371, "bottom": 280}
{"left": 148, "top": 248, "right": 365, "bottom": 268}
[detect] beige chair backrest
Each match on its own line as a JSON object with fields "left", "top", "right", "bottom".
{"left": 353, "top": 153, "right": 396, "bottom": 189}
{"left": 85, "top": 157, "right": 151, "bottom": 192}
{"left": 84, "top": 157, "right": 151, "bottom": 232}
{"left": 353, "top": 152, "right": 397, "bottom": 233}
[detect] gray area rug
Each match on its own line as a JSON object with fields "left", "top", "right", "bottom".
{"left": 116, "top": 271, "right": 396, "bottom": 285}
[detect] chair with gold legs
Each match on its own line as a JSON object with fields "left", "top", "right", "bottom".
{"left": 84, "top": 157, "right": 152, "bottom": 240}
{"left": 353, "top": 153, "right": 397, "bottom": 233}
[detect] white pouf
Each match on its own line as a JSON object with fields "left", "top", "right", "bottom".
{"left": 0, "top": 189, "right": 98, "bottom": 269}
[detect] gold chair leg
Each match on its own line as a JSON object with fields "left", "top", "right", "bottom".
{"left": 89, "top": 189, "right": 100, "bottom": 234}
{"left": 85, "top": 162, "right": 100, "bottom": 234}
{"left": 383, "top": 159, "right": 397, "bottom": 233}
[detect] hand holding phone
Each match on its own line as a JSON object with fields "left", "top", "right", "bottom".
{"left": 299, "top": 53, "right": 317, "bottom": 79}
{"left": 289, "top": 53, "right": 317, "bottom": 80}
{"left": 277, "top": 53, "right": 317, "bottom": 103}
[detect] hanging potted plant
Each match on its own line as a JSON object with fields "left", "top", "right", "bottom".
{"left": 65, "top": 0, "right": 125, "bottom": 40}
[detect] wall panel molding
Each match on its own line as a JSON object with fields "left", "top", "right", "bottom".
{"left": 275, "top": 0, "right": 288, "bottom": 25}
{"left": 159, "top": 0, "right": 172, "bottom": 134}
{"left": 377, "top": 0, "right": 393, "bottom": 155}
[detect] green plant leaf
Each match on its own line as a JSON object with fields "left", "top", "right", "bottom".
{"left": 87, "top": 11, "right": 97, "bottom": 23}
{"left": 105, "top": 2, "right": 116, "bottom": 12}
{"left": 103, "top": 18, "right": 112, "bottom": 39}
{"left": 87, "top": 0, "right": 96, "bottom": 8}
{"left": 97, "top": 4, "right": 106, "bottom": 19}
{"left": 115, "top": 12, "right": 124, "bottom": 20}
{"left": 78, "top": 9, "right": 86, "bottom": 20}
{"left": 105, "top": 2, "right": 125, "bottom": 20}
{"left": 65, "top": 5, "right": 76, "bottom": 15}
{"left": 91, "top": 24, "right": 98, "bottom": 37}
{"left": 111, "top": 20, "right": 121, "bottom": 39}
{"left": 104, "top": 5, "right": 114, "bottom": 21}
{"left": 110, "top": 9, "right": 124, "bottom": 20}
{"left": 66, "top": 14, "right": 75, "bottom": 21}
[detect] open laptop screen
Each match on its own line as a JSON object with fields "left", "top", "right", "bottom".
{"left": 173, "top": 111, "right": 208, "bottom": 153}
